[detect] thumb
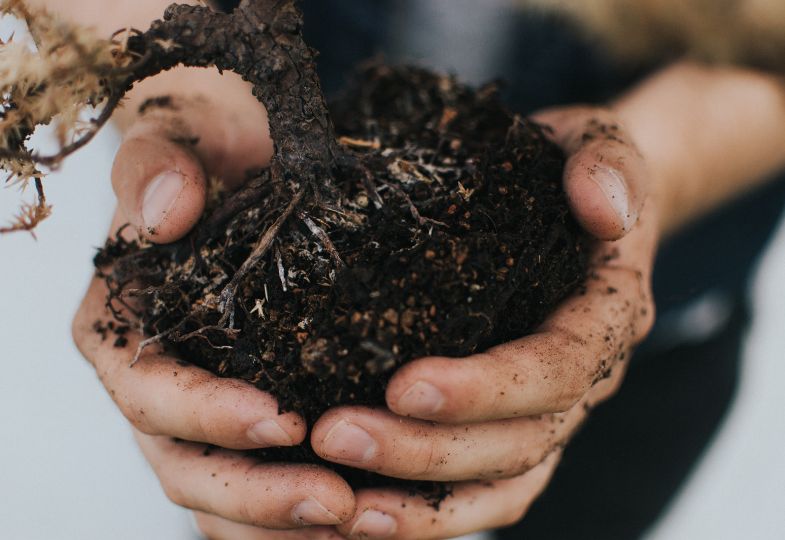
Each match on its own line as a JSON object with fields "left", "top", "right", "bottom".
{"left": 532, "top": 106, "right": 648, "bottom": 241}
{"left": 112, "top": 126, "right": 207, "bottom": 244}
{"left": 111, "top": 83, "right": 273, "bottom": 244}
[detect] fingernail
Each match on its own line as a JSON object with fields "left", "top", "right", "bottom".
{"left": 247, "top": 419, "right": 293, "bottom": 447}
{"left": 397, "top": 380, "right": 445, "bottom": 416}
{"left": 349, "top": 509, "right": 397, "bottom": 539}
{"left": 591, "top": 167, "right": 634, "bottom": 231}
{"left": 142, "top": 171, "right": 185, "bottom": 230}
{"left": 321, "top": 420, "right": 377, "bottom": 463}
{"left": 291, "top": 496, "right": 342, "bottom": 526}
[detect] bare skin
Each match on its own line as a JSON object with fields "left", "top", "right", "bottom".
{"left": 33, "top": 0, "right": 785, "bottom": 538}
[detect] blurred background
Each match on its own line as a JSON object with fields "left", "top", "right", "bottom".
{"left": 2, "top": 4, "right": 785, "bottom": 539}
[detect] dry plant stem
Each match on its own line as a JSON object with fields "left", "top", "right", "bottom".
{"left": 0, "top": 89, "right": 128, "bottom": 167}
{"left": 298, "top": 212, "right": 346, "bottom": 269}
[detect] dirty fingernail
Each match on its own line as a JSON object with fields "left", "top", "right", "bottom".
{"left": 397, "top": 380, "right": 444, "bottom": 416}
{"left": 142, "top": 171, "right": 184, "bottom": 230}
{"left": 247, "top": 419, "right": 293, "bottom": 447}
{"left": 349, "top": 509, "right": 397, "bottom": 539}
{"left": 291, "top": 496, "right": 342, "bottom": 525}
{"left": 592, "top": 167, "right": 634, "bottom": 231}
{"left": 321, "top": 420, "right": 377, "bottom": 463}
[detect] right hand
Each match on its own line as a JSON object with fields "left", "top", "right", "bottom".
{"left": 72, "top": 68, "right": 356, "bottom": 537}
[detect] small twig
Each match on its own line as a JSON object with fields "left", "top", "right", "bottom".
{"left": 298, "top": 212, "right": 346, "bottom": 269}
{"left": 338, "top": 136, "right": 380, "bottom": 150}
{"left": 175, "top": 325, "right": 238, "bottom": 350}
{"left": 359, "top": 340, "right": 394, "bottom": 359}
{"left": 335, "top": 151, "right": 384, "bottom": 209}
{"left": 120, "top": 283, "right": 177, "bottom": 299}
{"left": 357, "top": 165, "right": 384, "bottom": 209}
{"left": 385, "top": 183, "right": 447, "bottom": 229}
{"left": 218, "top": 189, "right": 305, "bottom": 327}
{"left": 175, "top": 325, "right": 239, "bottom": 342}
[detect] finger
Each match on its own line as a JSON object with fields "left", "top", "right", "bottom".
{"left": 311, "top": 404, "right": 583, "bottom": 481}
{"left": 386, "top": 214, "right": 657, "bottom": 423}
{"left": 336, "top": 452, "right": 560, "bottom": 540}
{"left": 73, "top": 274, "right": 306, "bottom": 449}
{"left": 532, "top": 107, "right": 648, "bottom": 240}
{"left": 112, "top": 123, "right": 207, "bottom": 244}
{"left": 135, "top": 431, "right": 355, "bottom": 529}
{"left": 193, "top": 513, "right": 347, "bottom": 540}
{"left": 112, "top": 84, "right": 272, "bottom": 244}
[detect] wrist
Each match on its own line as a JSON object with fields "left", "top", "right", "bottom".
{"left": 612, "top": 61, "right": 785, "bottom": 237}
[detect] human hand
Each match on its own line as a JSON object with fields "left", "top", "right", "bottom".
{"left": 304, "top": 106, "right": 658, "bottom": 539}
{"left": 72, "top": 69, "right": 357, "bottom": 534}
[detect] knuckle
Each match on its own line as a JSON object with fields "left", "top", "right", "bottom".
{"left": 637, "top": 299, "right": 656, "bottom": 338}
{"left": 236, "top": 497, "right": 259, "bottom": 526}
{"left": 604, "top": 371, "right": 625, "bottom": 400}
{"left": 160, "top": 476, "right": 189, "bottom": 508}
{"left": 497, "top": 505, "right": 528, "bottom": 528}
{"left": 551, "top": 380, "right": 585, "bottom": 413}
{"left": 498, "top": 450, "right": 535, "bottom": 478}
{"left": 118, "top": 399, "right": 154, "bottom": 434}
{"left": 192, "top": 406, "right": 213, "bottom": 443}
{"left": 192, "top": 513, "right": 219, "bottom": 540}
{"left": 586, "top": 362, "right": 626, "bottom": 405}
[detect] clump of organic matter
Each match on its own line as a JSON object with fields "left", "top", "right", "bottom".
{"left": 98, "top": 63, "right": 589, "bottom": 424}
{"left": 2, "top": 0, "right": 589, "bottom": 493}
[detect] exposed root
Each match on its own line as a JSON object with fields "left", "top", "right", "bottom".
{"left": 218, "top": 188, "right": 305, "bottom": 327}
{"left": 299, "top": 212, "right": 346, "bottom": 269}
{"left": 384, "top": 182, "right": 448, "bottom": 229}
{"left": 195, "top": 171, "right": 272, "bottom": 243}
{"left": 130, "top": 329, "right": 173, "bottom": 367}
{"left": 360, "top": 166, "right": 384, "bottom": 209}
{"left": 175, "top": 325, "right": 239, "bottom": 350}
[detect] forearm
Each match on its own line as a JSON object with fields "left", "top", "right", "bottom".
{"left": 28, "top": 1, "right": 257, "bottom": 132}
{"left": 614, "top": 61, "right": 785, "bottom": 236}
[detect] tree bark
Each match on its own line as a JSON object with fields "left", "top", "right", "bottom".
{"left": 128, "top": 0, "right": 337, "bottom": 189}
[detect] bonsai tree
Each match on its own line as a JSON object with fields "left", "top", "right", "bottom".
{"left": 1, "top": 0, "right": 589, "bottom": 492}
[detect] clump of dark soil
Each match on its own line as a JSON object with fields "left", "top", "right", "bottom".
{"left": 96, "top": 62, "right": 588, "bottom": 495}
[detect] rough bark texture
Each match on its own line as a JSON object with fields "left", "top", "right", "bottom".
{"left": 128, "top": 0, "right": 336, "bottom": 191}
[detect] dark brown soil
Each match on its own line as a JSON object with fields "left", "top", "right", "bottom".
{"left": 95, "top": 63, "right": 588, "bottom": 495}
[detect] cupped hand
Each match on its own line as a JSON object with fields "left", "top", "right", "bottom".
{"left": 307, "top": 106, "right": 658, "bottom": 539}
{"left": 72, "top": 69, "right": 355, "bottom": 533}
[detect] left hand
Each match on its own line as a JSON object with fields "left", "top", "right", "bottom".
{"left": 304, "top": 106, "right": 658, "bottom": 540}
